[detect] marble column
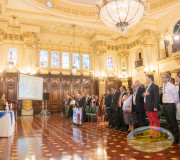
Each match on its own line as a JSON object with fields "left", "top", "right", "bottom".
{"left": 22, "top": 32, "right": 37, "bottom": 73}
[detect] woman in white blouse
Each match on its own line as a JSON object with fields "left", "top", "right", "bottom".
{"left": 122, "top": 87, "right": 137, "bottom": 133}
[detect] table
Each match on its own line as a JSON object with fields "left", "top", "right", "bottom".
{"left": 0, "top": 110, "right": 15, "bottom": 137}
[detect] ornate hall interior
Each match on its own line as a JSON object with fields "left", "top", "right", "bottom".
{"left": 0, "top": 0, "right": 180, "bottom": 159}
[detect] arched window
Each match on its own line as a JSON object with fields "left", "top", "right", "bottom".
{"left": 172, "top": 20, "right": 180, "bottom": 53}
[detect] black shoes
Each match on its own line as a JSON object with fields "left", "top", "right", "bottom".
{"left": 173, "top": 139, "right": 179, "bottom": 144}
{"left": 126, "top": 130, "right": 131, "bottom": 133}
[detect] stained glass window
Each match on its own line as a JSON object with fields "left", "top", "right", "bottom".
{"left": 8, "top": 48, "right": 17, "bottom": 65}
{"left": 51, "top": 51, "right": 59, "bottom": 68}
{"left": 40, "top": 50, "right": 48, "bottom": 67}
{"left": 83, "top": 54, "right": 90, "bottom": 70}
{"left": 62, "top": 52, "right": 70, "bottom": 69}
{"left": 107, "top": 56, "right": 113, "bottom": 71}
{"left": 73, "top": 53, "right": 80, "bottom": 69}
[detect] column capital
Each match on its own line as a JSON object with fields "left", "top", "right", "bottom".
{"left": 139, "top": 30, "right": 156, "bottom": 47}
{"left": 23, "top": 32, "right": 37, "bottom": 48}
{"left": 94, "top": 40, "right": 107, "bottom": 55}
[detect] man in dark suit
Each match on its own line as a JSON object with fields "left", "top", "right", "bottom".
{"left": 144, "top": 75, "right": 160, "bottom": 127}
{"left": 132, "top": 80, "right": 146, "bottom": 127}
{"left": 79, "top": 93, "right": 87, "bottom": 122}
{"left": 111, "top": 86, "right": 120, "bottom": 128}
{"left": 104, "top": 89, "right": 113, "bottom": 128}
{"left": 118, "top": 86, "right": 127, "bottom": 131}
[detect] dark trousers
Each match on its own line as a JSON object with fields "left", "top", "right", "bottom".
{"left": 115, "top": 107, "right": 126, "bottom": 129}
{"left": 82, "top": 107, "right": 87, "bottom": 122}
{"left": 115, "top": 108, "right": 120, "bottom": 128}
{"left": 136, "top": 112, "right": 146, "bottom": 127}
{"left": 68, "top": 105, "right": 73, "bottom": 118}
{"left": 106, "top": 108, "right": 110, "bottom": 126}
{"left": 162, "top": 103, "right": 179, "bottom": 142}
{"left": 108, "top": 108, "right": 114, "bottom": 127}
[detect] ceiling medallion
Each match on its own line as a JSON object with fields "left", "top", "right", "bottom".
{"left": 46, "top": 1, "right": 53, "bottom": 8}
{"left": 97, "top": 0, "right": 149, "bottom": 35}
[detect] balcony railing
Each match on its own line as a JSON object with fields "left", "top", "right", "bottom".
{"left": 135, "top": 59, "right": 143, "bottom": 68}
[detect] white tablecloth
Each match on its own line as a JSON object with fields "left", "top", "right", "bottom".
{"left": 0, "top": 111, "right": 15, "bottom": 137}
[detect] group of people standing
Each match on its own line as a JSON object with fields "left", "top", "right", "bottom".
{"left": 105, "top": 74, "right": 180, "bottom": 144}
{"left": 62, "top": 73, "right": 180, "bottom": 144}
{"left": 62, "top": 93, "right": 106, "bottom": 122}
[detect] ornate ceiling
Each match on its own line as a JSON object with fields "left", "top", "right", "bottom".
{"left": 0, "top": 0, "right": 179, "bottom": 41}
{"left": 64, "top": 0, "right": 96, "bottom": 5}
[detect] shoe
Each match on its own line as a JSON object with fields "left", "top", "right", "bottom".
{"left": 126, "top": 130, "right": 131, "bottom": 133}
{"left": 173, "top": 140, "right": 179, "bottom": 144}
{"left": 122, "top": 128, "right": 128, "bottom": 132}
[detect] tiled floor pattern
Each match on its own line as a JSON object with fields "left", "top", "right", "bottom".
{"left": 0, "top": 114, "right": 180, "bottom": 160}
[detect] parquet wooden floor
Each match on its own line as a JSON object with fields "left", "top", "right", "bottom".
{"left": 0, "top": 114, "right": 180, "bottom": 160}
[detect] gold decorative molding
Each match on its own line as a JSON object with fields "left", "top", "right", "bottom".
{"left": 24, "top": 0, "right": 96, "bottom": 21}
{"left": 121, "top": 78, "right": 129, "bottom": 88}
{"left": 136, "top": 66, "right": 145, "bottom": 72}
{"left": 62, "top": 71, "right": 71, "bottom": 75}
{"left": 50, "top": 71, "right": 60, "bottom": 75}
{"left": 157, "top": 52, "right": 180, "bottom": 65}
{"left": 172, "top": 52, "right": 180, "bottom": 65}
{"left": 39, "top": 69, "right": 49, "bottom": 74}
{"left": 139, "top": 30, "right": 156, "bottom": 47}
{"left": 94, "top": 40, "right": 107, "bottom": 55}
{"left": 22, "top": 100, "right": 33, "bottom": 110}
{"left": 83, "top": 71, "right": 93, "bottom": 76}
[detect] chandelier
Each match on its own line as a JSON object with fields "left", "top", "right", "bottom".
{"left": 97, "top": 0, "right": 149, "bottom": 35}
{"left": 120, "top": 63, "right": 128, "bottom": 79}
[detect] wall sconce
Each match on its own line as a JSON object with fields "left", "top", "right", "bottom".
{"left": 144, "top": 66, "right": 156, "bottom": 76}
{"left": 95, "top": 72, "right": 107, "bottom": 81}
{"left": 100, "top": 72, "right": 107, "bottom": 79}
{"left": 72, "top": 64, "right": 77, "bottom": 75}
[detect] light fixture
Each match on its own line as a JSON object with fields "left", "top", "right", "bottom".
{"left": 174, "top": 35, "right": 179, "bottom": 41}
{"left": 144, "top": 66, "right": 155, "bottom": 76}
{"left": 97, "top": 0, "right": 149, "bottom": 35}
{"left": 72, "top": 25, "right": 77, "bottom": 75}
{"left": 8, "top": 61, "right": 14, "bottom": 72}
{"left": 72, "top": 64, "right": 77, "bottom": 75}
{"left": 120, "top": 63, "right": 128, "bottom": 79}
